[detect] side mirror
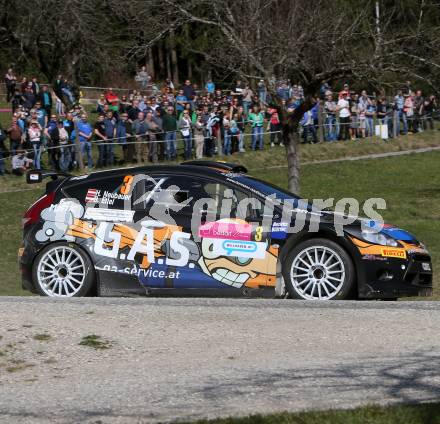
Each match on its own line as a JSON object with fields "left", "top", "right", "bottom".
{"left": 26, "top": 170, "right": 42, "bottom": 184}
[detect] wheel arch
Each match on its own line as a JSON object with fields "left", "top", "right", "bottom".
{"left": 31, "top": 240, "right": 98, "bottom": 296}
{"left": 276, "top": 228, "right": 363, "bottom": 298}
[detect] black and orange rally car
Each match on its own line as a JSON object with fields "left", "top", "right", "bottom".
{"left": 18, "top": 161, "right": 433, "bottom": 299}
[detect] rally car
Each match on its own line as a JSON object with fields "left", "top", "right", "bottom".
{"left": 18, "top": 161, "right": 433, "bottom": 300}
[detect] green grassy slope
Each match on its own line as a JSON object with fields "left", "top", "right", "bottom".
{"left": 0, "top": 147, "right": 439, "bottom": 298}
{"left": 183, "top": 402, "right": 440, "bottom": 424}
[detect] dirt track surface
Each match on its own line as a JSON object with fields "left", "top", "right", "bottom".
{"left": 0, "top": 297, "right": 439, "bottom": 423}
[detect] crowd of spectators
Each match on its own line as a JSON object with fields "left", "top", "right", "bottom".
{"left": 0, "top": 67, "right": 438, "bottom": 176}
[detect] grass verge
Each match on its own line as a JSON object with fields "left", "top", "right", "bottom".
{"left": 183, "top": 402, "right": 440, "bottom": 424}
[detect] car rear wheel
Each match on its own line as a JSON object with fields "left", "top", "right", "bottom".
{"left": 283, "top": 238, "right": 355, "bottom": 300}
{"left": 33, "top": 243, "right": 95, "bottom": 297}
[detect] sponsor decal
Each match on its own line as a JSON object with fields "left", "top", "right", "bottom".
{"left": 271, "top": 222, "right": 289, "bottom": 232}
{"left": 84, "top": 208, "right": 135, "bottom": 223}
{"left": 208, "top": 238, "right": 267, "bottom": 259}
{"left": 35, "top": 205, "right": 279, "bottom": 289}
{"left": 198, "top": 221, "right": 251, "bottom": 241}
{"left": 101, "top": 264, "right": 181, "bottom": 279}
{"left": 29, "top": 173, "right": 39, "bottom": 181}
{"left": 85, "top": 189, "right": 99, "bottom": 203}
{"left": 271, "top": 221, "right": 288, "bottom": 240}
{"left": 362, "top": 254, "right": 386, "bottom": 261}
{"left": 85, "top": 189, "right": 131, "bottom": 205}
{"left": 407, "top": 247, "right": 429, "bottom": 255}
{"left": 381, "top": 248, "right": 406, "bottom": 259}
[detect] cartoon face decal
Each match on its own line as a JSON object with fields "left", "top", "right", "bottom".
{"left": 36, "top": 199, "right": 84, "bottom": 243}
{"left": 197, "top": 236, "right": 277, "bottom": 288}
{"left": 197, "top": 218, "right": 277, "bottom": 288}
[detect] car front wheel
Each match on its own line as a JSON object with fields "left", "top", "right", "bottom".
{"left": 283, "top": 238, "right": 355, "bottom": 300}
{"left": 33, "top": 242, "right": 95, "bottom": 297}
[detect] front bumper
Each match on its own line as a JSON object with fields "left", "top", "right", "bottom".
{"left": 358, "top": 251, "right": 433, "bottom": 299}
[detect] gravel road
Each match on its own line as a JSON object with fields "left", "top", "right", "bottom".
{"left": 0, "top": 297, "right": 439, "bottom": 423}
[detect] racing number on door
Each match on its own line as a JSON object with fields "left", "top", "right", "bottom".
{"left": 121, "top": 175, "right": 134, "bottom": 195}
{"left": 254, "top": 226, "right": 263, "bottom": 242}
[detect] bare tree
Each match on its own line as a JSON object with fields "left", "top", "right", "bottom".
{"left": 0, "top": 0, "right": 128, "bottom": 83}
{"left": 2, "top": 0, "right": 440, "bottom": 192}
{"left": 125, "top": 0, "right": 440, "bottom": 193}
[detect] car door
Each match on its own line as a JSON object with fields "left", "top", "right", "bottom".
{"left": 152, "top": 174, "right": 278, "bottom": 290}
{"left": 130, "top": 173, "right": 229, "bottom": 289}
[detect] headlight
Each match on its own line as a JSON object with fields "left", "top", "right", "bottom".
{"left": 360, "top": 230, "right": 399, "bottom": 247}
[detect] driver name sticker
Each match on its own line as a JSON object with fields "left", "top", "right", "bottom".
{"left": 85, "top": 189, "right": 131, "bottom": 205}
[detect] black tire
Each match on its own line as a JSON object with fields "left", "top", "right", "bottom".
{"left": 32, "top": 242, "right": 96, "bottom": 297}
{"left": 283, "top": 238, "right": 356, "bottom": 300}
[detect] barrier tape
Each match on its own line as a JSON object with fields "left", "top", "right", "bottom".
{"left": 0, "top": 129, "right": 283, "bottom": 162}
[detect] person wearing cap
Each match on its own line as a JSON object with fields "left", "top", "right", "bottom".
{"left": 241, "top": 84, "right": 253, "bottom": 116}
{"left": 12, "top": 149, "right": 33, "bottom": 176}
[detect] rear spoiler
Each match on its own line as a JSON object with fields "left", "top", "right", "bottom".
{"left": 26, "top": 169, "right": 72, "bottom": 184}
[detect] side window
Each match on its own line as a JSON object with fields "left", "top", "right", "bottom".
{"left": 131, "top": 174, "right": 164, "bottom": 210}
{"left": 157, "top": 176, "right": 249, "bottom": 217}
{"left": 63, "top": 175, "right": 131, "bottom": 209}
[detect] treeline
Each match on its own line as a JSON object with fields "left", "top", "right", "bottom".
{"left": 0, "top": 0, "right": 219, "bottom": 86}
{"left": 1, "top": 0, "right": 440, "bottom": 94}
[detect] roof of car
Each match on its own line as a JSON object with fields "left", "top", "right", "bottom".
{"left": 68, "top": 161, "right": 247, "bottom": 182}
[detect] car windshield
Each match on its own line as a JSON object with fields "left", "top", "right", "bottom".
{"left": 230, "top": 175, "right": 321, "bottom": 212}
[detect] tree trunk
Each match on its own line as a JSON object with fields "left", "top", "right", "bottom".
{"left": 147, "top": 47, "right": 155, "bottom": 80}
{"left": 284, "top": 130, "right": 300, "bottom": 194}
{"left": 166, "top": 51, "right": 172, "bottom": 79}
{"left": 158, "top": 44, "right": 166, "bottom": 79}
{"left": 187, "top": 61, "right": 193, "bottom": 80}
{"left": 170, "top": 30, "right": 179, "bottom": 85}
